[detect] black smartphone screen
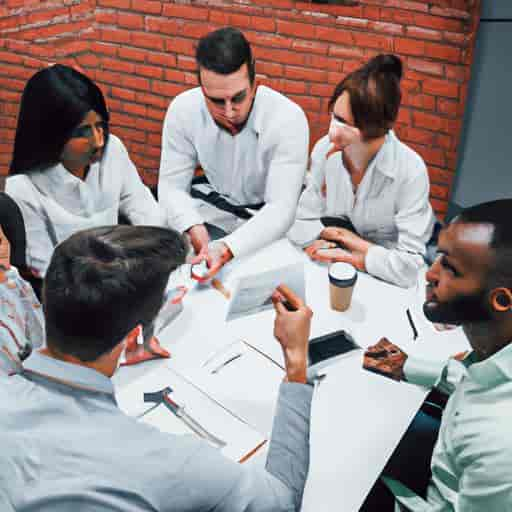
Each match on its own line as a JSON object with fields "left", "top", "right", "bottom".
{"left": 308, "top": 331, "right": 359, "bottom": 366}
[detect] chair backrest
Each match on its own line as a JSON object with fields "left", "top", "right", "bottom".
{"left": 0, "top": 192, "right": 27, "bottom": 269}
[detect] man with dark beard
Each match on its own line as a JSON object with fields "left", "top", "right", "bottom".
{"left": 361, "top": 199, "right": 512, "bottom": 511}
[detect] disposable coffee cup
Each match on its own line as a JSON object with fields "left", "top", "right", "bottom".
{"left": 328, "top": 262, "right": 357, "bottom": 312}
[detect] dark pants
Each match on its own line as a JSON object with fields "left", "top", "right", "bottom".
{"left": 359, "top": 407, "right": 441, "bottom": 511}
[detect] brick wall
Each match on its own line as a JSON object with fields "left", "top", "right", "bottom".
{"left": 0, "top": 0, "right": 481, "bottom": 216}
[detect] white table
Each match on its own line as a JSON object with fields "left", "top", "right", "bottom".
{"left": 114, "top": 239, "right": 469, "bottom": 511}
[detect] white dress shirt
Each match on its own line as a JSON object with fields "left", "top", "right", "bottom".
{"left": 6, "top": 135, "right": 166, "bottom": 276}
{"left": 385, "top": 344, "right": 512, "bottom": 511}
{"left": 159, "top": 85, "right": 309, "bottom": 258}
{"left": 287, "top": 132, "right": 435, "bottom": 288}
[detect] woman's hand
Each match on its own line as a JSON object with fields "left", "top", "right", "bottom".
{"left": 321, "top": 227, "right": 372, "bottom": 255}
{"left": 309, "top": 247, "right": 366, "bottom": 271}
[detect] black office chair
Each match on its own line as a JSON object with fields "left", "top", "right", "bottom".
{"left": 0, "top": 192, "right": 43, "bottom": 299}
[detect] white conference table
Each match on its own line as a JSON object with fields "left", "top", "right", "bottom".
{"left": 114, "top": 239, "right": 469, "bottom": 512}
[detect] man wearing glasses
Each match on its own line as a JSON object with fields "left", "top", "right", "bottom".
{"left": 159, "top": 27, "right": 309, "bottom": 279}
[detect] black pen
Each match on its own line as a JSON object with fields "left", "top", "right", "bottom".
{"left": 406, "top": 309, "right": 418, "bottom": 340}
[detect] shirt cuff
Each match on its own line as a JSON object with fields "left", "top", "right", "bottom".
{"left": 364, "top": 244, "right": 388, "bottom": 278}
{"left": 287, "top": 220, "right": 325, "bottom": 248}
{"left": 169, "top": 211, "right": 204, "bottom": 234}
{"left": 403, "top": 356, "right": 446, "bottom": 389}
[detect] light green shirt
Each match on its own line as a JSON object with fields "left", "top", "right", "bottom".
{"left": 385, "top": 343, "right": 512, "bottom": 511}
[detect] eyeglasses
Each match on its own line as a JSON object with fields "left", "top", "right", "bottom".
{"left": 203, "top": 89, "right": 249, "bottom": 108}
{"left": 70, "top": 120, "right": 107, "bottom": 139}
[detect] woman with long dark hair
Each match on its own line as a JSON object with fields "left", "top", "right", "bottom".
{"left": 6, "top": 64, "right": 166, "bottom": 277}
{"left": 288, "top": 54, "right": 435, "bottom": 288}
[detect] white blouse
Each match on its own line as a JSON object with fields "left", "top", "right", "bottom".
{"left": 288, "top": 131, "right": 435, "bottom": 288}
{"left": 6, "top": 135, "right": 166, "bottom": 276}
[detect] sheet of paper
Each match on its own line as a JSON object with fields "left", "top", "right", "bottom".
{"left": 185, "top": 339, "right": 285, "bottom": 435}
{"left": 115, "top": 364, "right": 266, "bottom": 462}
{"left": 226, "top": 262, "right": 305, "bottom": 321}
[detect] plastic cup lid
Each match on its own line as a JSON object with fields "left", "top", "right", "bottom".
{"left": 329, "top": 262, "right": 356, "bottom": 281}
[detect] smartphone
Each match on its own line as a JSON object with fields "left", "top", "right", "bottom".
{"left": 307, "top": 330, "right": 360, "bottom": 380}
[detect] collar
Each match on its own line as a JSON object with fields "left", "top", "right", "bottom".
{"left": 22, "top": 351, "right": 114, "bottom": 395}
{"left": 371, "top": 130, "right": 397, "bottom": 179}
{"left": 465, "top": 342, "right": 512, "bottom": 388}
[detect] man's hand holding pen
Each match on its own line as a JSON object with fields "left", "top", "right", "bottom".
{"left": 272, "top": 284, "right": 312, "bottom": 385}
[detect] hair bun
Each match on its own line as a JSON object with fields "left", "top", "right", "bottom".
{"left": 368, "top": 54, "right": 402, "bottom": 81}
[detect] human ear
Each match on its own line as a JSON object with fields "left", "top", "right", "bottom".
{"left": 490, "top": 288, "right": 512, "bottom": 312}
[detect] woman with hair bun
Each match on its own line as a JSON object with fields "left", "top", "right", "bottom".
{"left": 6, "top": 64, "right": 167, "bottom": 278}
{"left": 288, "top": 54, "right": 435, "bottom": 288}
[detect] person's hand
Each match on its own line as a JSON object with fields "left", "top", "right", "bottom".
{"left": 192, "top": 241, "right": 233, "bottom": 282}
{"left": 321, "top": 227, "right": 371, "bottom": 255}
{"left": 310, "top": 246, "right": 366, "bottom": 271}
{"left": 326, "top": 119, "right": 362, "bottom": 159}
{"left": 272, "top": 284, "right": 313, "bottom": 384}
{"left": 121, "top": 331, "right": 170, "bottom": 366}
{"left": 186, "top": 224, "right": 210, "bottom": 265}
{"left": 304, "top": 239, "right": 338, "bottom": 259}
{"left": 363, "top": 338, "right": 407, "bottom": 381}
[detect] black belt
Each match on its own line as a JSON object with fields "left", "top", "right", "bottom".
{"left": 191, "top": 175, "right": 264, "bottom": 220}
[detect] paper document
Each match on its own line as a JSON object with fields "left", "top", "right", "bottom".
{"left": 226, "top": 262, "right": 305, "bottom": 321}
{"left": 115, "top": 364, "right": 266, "bottom": 462}
{"left": 186, "top": 339, "right": 285, "bottom": 435}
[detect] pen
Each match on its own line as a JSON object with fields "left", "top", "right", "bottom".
{"left": 210, "top": 352, "right": 243, "bottom": 374}
{"left": 406, "top": 309, "right": 418, "bottom": 340}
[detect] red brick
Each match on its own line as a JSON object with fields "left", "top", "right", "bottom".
{"left": 136, "top": 64, "right": 164, "bottom": 79}
{"left": 425, "top": 42, "right": 461, "bottom": 63}
{"left": 70, "top": 2, "right": 91, "bottom": 18}
{"left": 118, "top": 47, "right": 146, "bottom": 63}
{"left": 147, "top": 52, "right": 177, "bottom": 68}
{"left": 114, "top": 126, "right": 146, "bottom": 143}
{"left": 92, "top": 69, "right": 122, "bottom": 86}
{"left": 151, "top": 80, "right": 186, "bottom": 98}
{"left": 395, "top": 125, "right": 435, "bottom": 146}
{"left": 430, "top": 6, "right": 470, "bottom": 20}
{"left": 413, "top": 111, "right": 444, "bottom": 131}
{"left": 292, "top": 39, "right": 328, "bottom": 56}
{"left": 431, "top": 197, "right": 448, "bottom": 214}
{"left": 146, "top": 107, "right": 165, "bottom": 122}
{"left": 111, "top": 86, "right": 136, "bottom": 101}
{"left": 184, "top": 72, "right": 198, "bottom": 85}
{"left": 437, "top": 97, "right": 459, "bottom": 116}
{"left": 411, "top": 144, "right": 445, "bottom": 166}
{"left": 165, "top": 38, "right": 196, "bottom": 57}
{"left": 428, "top": 166, "right": 454, "bottom": 185}
{"left": 253, "top": 46, "right": 307, "bottom": 67}
{"left": 288, "top": 95, "right": 321, "bottom": 112}
{"left": 343, "top": 60, "right": 364, "bottom": 73}
{"left": 120, "top": 75, "right": 150, "bottom": 91}
{"left": 436, "top": 133, "right": 456, "bottom": 150}
{"left": 258, "top": 61, "right": 283, "bottom": 77}
{"left": 209, "top": 11, "right": 230, "bottom": 25}
{"left": 177, "top": 56, "right": 196, "bottom": 71}
{"left": 402, "top": 91, "right": 436, "bottom": 111}
{"left": 246, "top": 32, "right": 293, "bottom": 50}
{"left": 136, "top": 91, "right": 169, "bottom": 109}
{"left": 285, "top": 65, "right": 327, "bottom": 83}
{"left": 95, "top": 10, "right": 117, "bottom": 25}
{"left": 395, "top": 38, "right": 426, "bottom": 57}
{"left": 315, "top": 26, "right": 353, "bottom": 46}
{"left": 131, "top": 0, "right": 162, "bottom": 15}
{"left": 162, "top": 4, "right": 206, "bottom": 20}
{"left": 251, "top": 16, "right": 275, "bottom": 32}
{"left": 327, "top": 71, "right": 344, "bottom": 85}
{"left": 145, "top": 17, "right": 179, "bottom": 35}
{"left": 101, "top": 28, "right": 131, "bottom": 44}
{"left": 430, "top": 183, "right": 450, "bottom": 200}
{"left": 131, "top": 31, "right": 165, "bottom": 51}
{"left": 406, "top": 26, "right": 443, "bottom": 41}
{"left": 118, "top": 12, "right": 144, "bottom": 30}
{"left": 97, "top": 0, "right": 130, "bottom": 8}
{"left": 91, "top": 42, "right": 117, "bottom": 57}
{"left": 102, "top": 57, "right": 135, "bottom": 74}
{"left": 397, "top": 107, "right": 411, "bottom": 126}
{"left": 407, "top": 58, "right": 443, "bottom": 76}
{"left": 367, "top": 21, "right": 404, "bottom": 36}
{"left": 423, "top": 78, "right": 458, "bottom": 98}
{"left": 277, "top": 19, "right": 316, "bottom": 39}
{"left": 307, "top": 54, "right": 343, "bottom": 72}
{"left": 27, "top": 7, "right": 69, "bottom": 24}
{"left": 165, "top": 69, "right": 185, "bottom": 82}
{"left": 0, "top": 51, "right": 23, "bottom": 65}
{"left": 229, "top": 13, "right": 252, "bottom": 29}
{"left": 443, "top": 31, "right": 467, "bottom": 46}
{"left": 335, "top": 16, "right": 368, "bottom": 31}
{"left": 281, "top": 79, "right": 307, "bottom": 95}
{"left": 328, "top": 45, "right": 364, "bottom": 60}
{"left": 123, "top": 102, "right": 147, "bottom": 117}
{"left": 310, "top": 83, "right": 335, "bottom": 97}
{"left": 445, "top": 64, "right": 466, "bottom": 82}
{"left": 363, "top": 6, "right": 380, "bottom": 19}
